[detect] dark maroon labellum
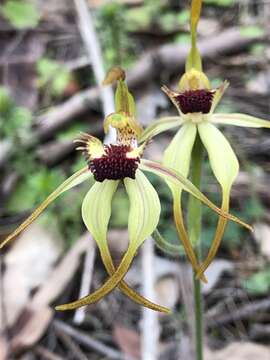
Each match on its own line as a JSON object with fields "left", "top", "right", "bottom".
{"left": 89, "top": 145, "right": 140, "bottom": 182}
{"left": 175, "top": 90, "right": 214, "bottom": 114}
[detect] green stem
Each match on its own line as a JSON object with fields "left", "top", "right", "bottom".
{"left": 187, "top": 135, "right": 204, "bottom": 360}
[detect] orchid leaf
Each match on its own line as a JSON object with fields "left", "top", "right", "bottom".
{"left": 152, "top": 229, "right": 183, "bottom": 257}
{"left": 0, "top": 167, "right": 92, "bottom": 249}
{"left": 211, "top": 113, "right": 270, "bottom": 128}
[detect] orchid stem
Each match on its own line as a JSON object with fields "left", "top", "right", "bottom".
{"left": 188, "top": 135, "right": 204, "bottom": 360}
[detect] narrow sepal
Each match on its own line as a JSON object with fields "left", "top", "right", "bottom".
{"left": 196, "top": 194, "right": 229, "bottom": 278}
{"left": 0, "top": 167, "right": 91, "bottom": 249}
{"left": 210, "top": 81, "right": 229, "bottom": 114}
{"left": 211, "top": 113, "right": 270, "bottom": 128}
{"left": 140, "top": 159, "right": 252, "bottom": 231}
{"left": 55, "top": 245, "right": 138, "bottom": 310}
{"left": 139, "top": 117, "right": 183, "bottom": 143}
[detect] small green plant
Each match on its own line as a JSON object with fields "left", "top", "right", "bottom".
{"left": 37, "top": 58, "right": 71, "bottom": 96}
{"left": 0, "top": 87, "right": 32, "bottom": 140}
{"left": 1, "top": 0, "right": 40, "bottom": 29}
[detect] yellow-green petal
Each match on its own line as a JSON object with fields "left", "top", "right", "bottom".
{"left": 163, "top": 123, "right": 197, "bottom": 181}
{"left": 211, "top": 113, "right": 270, "bottom": 128}
{"left": 197, "top": 122, "right": 240, "bottom": 276}
{"left": 139, "top": 117, "right": 183, "bottom": 143}
{"left": 198, "top": 123, "right": 239, "bottom": 193}
{"left": 163, "top": 123, "right": 207, "bottom": 281}
{"left": 56, "top": 180, "right": 136, "bottom": 311}
{"left": 80, "top": 179, "right": 169, "bottom": 313}
{"left": 56, "top": 172, "right": 162, "bottom": 311}
{"left": 124, "top": 170, "right": 161, "bottom": 249}
{"left": 82, "top": 180, "right": 119, "bottom": 249}
{"left": 0, "top": 167, "right": 92, "bottom": 249}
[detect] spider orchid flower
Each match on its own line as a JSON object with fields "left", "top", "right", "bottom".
{"left": 0, "top": 68, "right": 250, "bottom": 313}
{"left": 140, "top": 0, "right": 267, "bottom": 279}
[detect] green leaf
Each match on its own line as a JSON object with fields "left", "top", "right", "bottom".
{"left": 204, "top": 0, "right": 235, "bottom": 6}
{"left": 37, "top": 58, "right": 71, "bottom": 96}
{"left": 243, "top": 267, "right": 270, "bottom": 295}
{"left": 1, "top": 0, "right": 40, "bottom": 29}
{"left": 240, "top": 26, "right": 265, "bottom": 38}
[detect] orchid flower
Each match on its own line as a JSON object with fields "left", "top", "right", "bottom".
{"left": 0, "top": 68, "right": 250, "bottom": 313}
{"left": 140, "top": 0, "right": 267, "bottom": 279}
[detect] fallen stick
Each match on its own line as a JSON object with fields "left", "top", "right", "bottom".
{"left": 53, "top": 319, "right": 135, "bottom": 360}
{"left": 35, "top": 27, "right": 261, "bottom": 140}
{"left": 206, "top": 296, "right": 270, "bottom": 328}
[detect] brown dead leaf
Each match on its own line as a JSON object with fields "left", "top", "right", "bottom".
{"left": 32, "top": 233, "right": 90, "bottom": 307}
{"left": 1, "top": 223, "right": 63, "bottom": 326}
{"left": 11, "top": 306, "right": 53, "bottom": 352}
{"left": 202, "top": 259, "right": 233, "bottom": 295}
{"left": 113, "top": 325, "right": 140, "bottom": 359}
{"left": 205, "top": 342, "right": 270, "bottom": 360}
{"left": 155, "top": 276, "right": 179, "bottom": 309}
{"left": 0, "top": 337, "right": 8, "bottom": 360}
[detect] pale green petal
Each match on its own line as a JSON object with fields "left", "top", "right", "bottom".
{"left": 163, "top": 122, "right": 197, "bottom": 180}
{"left": 198, "top": 122, "right": 239, "bottom": 192}
{"left": 139, "top": 117, "right": 183, "bottom": 143}
{"left": 81, "top": 178, "right": 170, "bottom": 313}
{"left": 82, "top": 180, "right": 119, "bottom": 246}
{"left": 0, "top": 167, "right": 92, "bottom": 249}
{"left": 124, "top": 170, "right": 161, "bottom": 249}
{"left": 197, "top": 122, "right": 239, "bottom": 277}
{"left": 211, "top": 113, "right": 270, "bottom": 128}
{"left": 162, "top": 123, "right": 207, "bottom": 281}
{"left": 56, "top": 173, "right": 162, "bottom": 311}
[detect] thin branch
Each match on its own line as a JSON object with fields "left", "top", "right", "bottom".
{"left": 53, "top": 320, "right": 135, "bottom": 360}
{"left": 73, "top": 236, "right": 96, "bottom": 324}
{"left": 74, "top": 0, "right": 114, "bottom": 117}
{"left": 141, "top": 239, "right": 160, "bottom": 360}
